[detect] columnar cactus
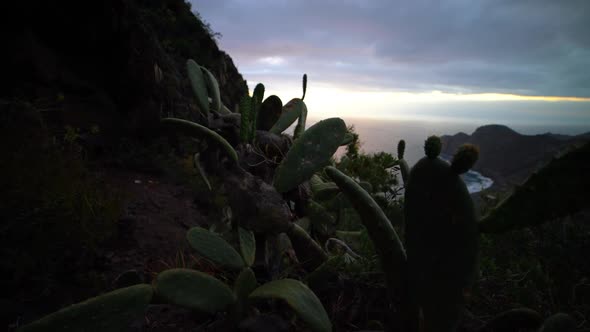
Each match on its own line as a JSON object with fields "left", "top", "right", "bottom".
{"left": 403, "top": 136, "right": 479, "bottom": 332}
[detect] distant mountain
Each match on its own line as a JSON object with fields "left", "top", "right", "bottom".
{"left": 441, "top": 124, "right": 589, "bottom": 187}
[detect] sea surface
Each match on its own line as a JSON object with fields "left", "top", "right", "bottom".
{"left": 306, "top": 117, "right": 588, "bottom": 193}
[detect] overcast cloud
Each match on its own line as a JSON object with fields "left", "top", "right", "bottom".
{"left": 192, "top": 0, "right": 590, "bottom": 97}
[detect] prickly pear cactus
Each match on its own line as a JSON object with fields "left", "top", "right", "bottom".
{"left": 397, "top": 140, "right": 410, "bottom": 184}
{"left": 160, "top": 118, "right": 238, "bottom": 163}
{"left": 186, "top": 59, "right": 210, "bottom": 116}
{"left": 340, "top": 132, "right": 355, "bottom": 146}
{"left": 249, "top": 278, "right": 332, "bottom": 332}
{"left": 238, "top": 227, "right": 256, "bottom": 267}
{"left": 257, "top": 95, "right": 283, "bottom": 131}
{"left": 273, "top": 117, "right": 347, "bottom": 193}
{"left": 154, "top": 268, "right": 235, "bottom": 313}
{"left": 186, "top": 227, "right": 245, "bottom": 270}
{"left": 233, "top": 267, "right": 257, "bottom": 320}
{"left": 539, "top": 313, "right": 577, "bottom": 332}
{"left": 18, "top": 285, "right": 153, "bottom": 332}
{"left": 403, "top": 136, "right": 480, "bottom": 331}
{"left": 479, "top": 308, "right": 543, "bottom": 332}
{"left": 200, "top": 66, "right": 221, "bottom": 113}
{"left": 310, "top": 178, "right": 340, "bottom": 201}
{"left": 325, "top": 166, "right": 406, "bottom": 298}
{"left": 286, "top": 223, "right": 328, "bottom": 271}
{"left": 269, "top": 98, "right": 306, "bottom": 135}
{"left": 293, "top": 101, "right": 308, "bottom": 139}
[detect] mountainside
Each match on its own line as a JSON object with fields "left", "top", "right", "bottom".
{"left": 2, "top": 0, "right": 248, "bottom": 139}
{"left": 441, "top": 124, "right": 589, "bottom": 187}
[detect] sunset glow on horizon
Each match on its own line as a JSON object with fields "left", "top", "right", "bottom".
{"left": 195, "top": 0, "right": 590, "bottom": 130}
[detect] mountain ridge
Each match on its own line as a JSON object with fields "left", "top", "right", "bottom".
{"left": 441, "top": 124, "right": 589, "bottom": 188}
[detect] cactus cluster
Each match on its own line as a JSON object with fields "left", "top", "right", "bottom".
{"left": 20, "top": 225, "right": 332, "bottom": 332}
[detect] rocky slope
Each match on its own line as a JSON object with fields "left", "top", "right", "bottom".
{"left": 3, "top": 0, "right": 247, "bottom": 139}
{"left": 1, "top": 1, "right": 250, "bottom": 329}
{"left": 441, "top": 124, "right": 589, "bottom": 187}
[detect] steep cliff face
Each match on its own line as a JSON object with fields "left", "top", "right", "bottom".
{"left": 441, "top": 124, "right": 589, "bottom": 186}
{"left": 2, "top": 0, "right": 247, "bottom": 139}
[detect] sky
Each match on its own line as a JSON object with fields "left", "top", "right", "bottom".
{"left": 192, "top": 0, "right": 590, "bottom": 131}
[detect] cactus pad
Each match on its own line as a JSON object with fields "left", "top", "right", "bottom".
{"left": 249, "top": 279, "right": 332, "bottom": 332}
{"left": 286, "top": 223, "right": 328, "bottom": 271}
{"left": 154, "top": 269, "right": 235, "bottom": 313}
{"left": 451, "top": 143, "right": 479, "bottom": 174}
{"left": 257, "top": 95, "right": 283, "bottom": 131}
{"left": 186, "top": 227, "right": 245, "bottom": 270}
{"left": 238, "top": 227, "right": 256, "bottom": 267}
{"left": 539, "top": 313, "right": 577, "bottom": 332}
{"left": 186, "top": 59, "right": 210, "bottom": 115}
{"left": 18, "top": 284, "right": 153, "bottom": 332}
{"left": 273, "top": 118, "right": 347, "bottom": 193}
{"left": 200, "top": 66, "right": 221, "bottom": 113}
{"left": 233, "top": 267, "right": 257, "bottom": 320}
{"left": 325, "top": 166, "right": 406, "bottom": 296}
{"left": 269, "top": 98, "right": 306, "bottom": 135}
{"left": 424, "top": 135, "right": 442, "bottom": 159}
{"left": 160, "top": 118, "right": 238, "bottom": 163}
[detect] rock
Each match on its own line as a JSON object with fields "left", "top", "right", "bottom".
{"left": 225, "top": 170, "right": 292, "bottom": 234}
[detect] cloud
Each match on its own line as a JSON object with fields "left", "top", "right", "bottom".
{"left": 192, "top": 0, "right": 590, "bottom": 97}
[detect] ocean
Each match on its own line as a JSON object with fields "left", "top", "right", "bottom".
{"left": 306, "top": 117, "right": 588, "bottom": 193}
